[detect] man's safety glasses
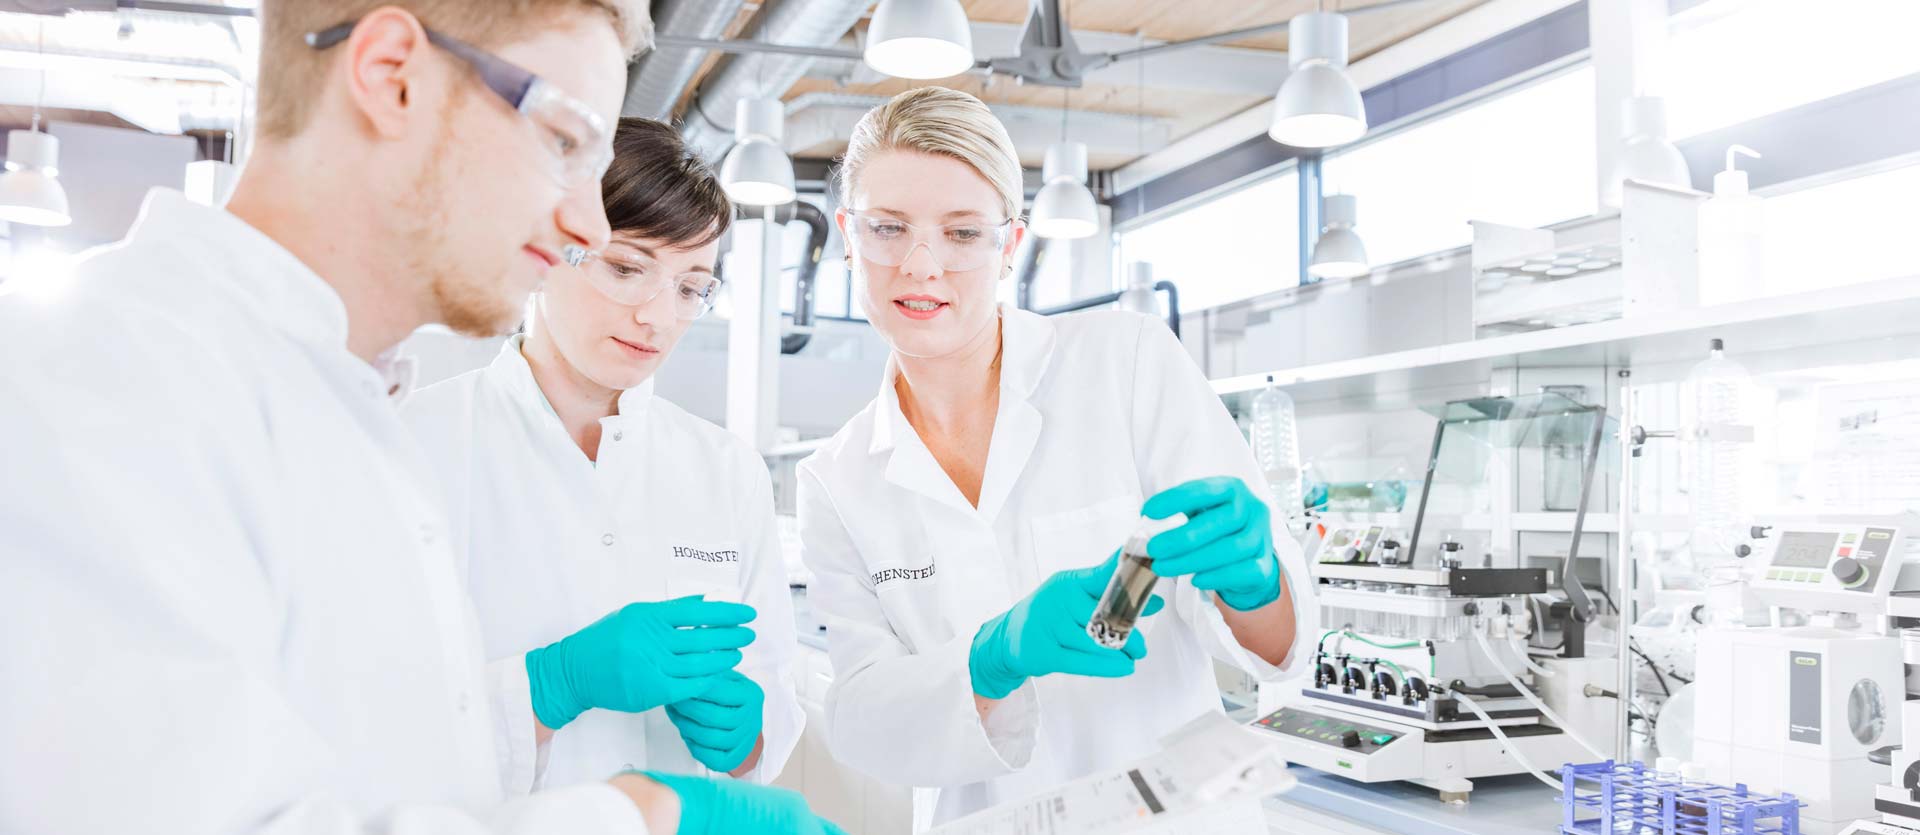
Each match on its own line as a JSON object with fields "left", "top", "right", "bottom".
{"left": 306, "top": 21, "right": 613, "bottom": 188}
{"left": 844, "top": 211, "right": 1018, "bottom": 273}
{"left": 562, "top": 244, "right": 722, "bottom": 320}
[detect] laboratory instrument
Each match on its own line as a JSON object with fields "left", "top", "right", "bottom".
{"left": 1253, "top": 392, "right": 1618, "bottom": 801}
{"left": 1693, "top": 514, "right": 1917, "bottom": 835}
{"left": 1843, "top": 582, "right": 1920, "bottom": 835}
{"left": 1088, "top": 516, "right": 1183, "bottom": 649}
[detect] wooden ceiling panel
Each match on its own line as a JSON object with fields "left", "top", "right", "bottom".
{"left": 656, "top": 0, "right": 1491, "bottom": 168}
{"left": 953, "top": 0, "right": 1485, "bottom": 54}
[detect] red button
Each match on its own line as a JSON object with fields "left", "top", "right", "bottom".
{"left": 1840, "top": 548, "right": 1853, "bottom": 557}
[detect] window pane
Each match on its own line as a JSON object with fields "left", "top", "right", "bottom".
{"left": 814, "top": 259, "right": 853, "bottom": 319}
{"left": 1666, "top": 0, "right": 1920, "bottom": 140}
{"left": 1114, "top": 170, "right": 1300, "bottom": 311}
{"left": 1761, "top": 161, "right": 1920, "bottom": 294}
{"left": 777, "top": 218, "right": 813, "bottom": 315}
{"left": 1321, "top": 64, "right": 1598, "bottom": 269}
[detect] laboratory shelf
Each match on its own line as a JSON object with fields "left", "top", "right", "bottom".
{"left": 1314, "top": 511, "right": 1638, "bottom": 534}
{"left": 1214, "top": 273, "right": 1920, "bottom": 407}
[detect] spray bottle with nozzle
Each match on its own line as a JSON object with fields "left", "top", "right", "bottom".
{"left": 1698, "top": 144, "right": 1766, "bottom": 306}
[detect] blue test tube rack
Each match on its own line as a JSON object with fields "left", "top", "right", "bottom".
{"left": 1557, "top": 760, "right": 1803, "bottom": 835}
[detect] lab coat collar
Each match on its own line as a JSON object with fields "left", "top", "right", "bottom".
{"left": 127, "top": 188, "right": 351, "bottom": 354}
{"left": 488, "top": 334, "right": 657, "bottom": 428}
{"left": 866, "top": 305, "right": 1055, "bottom": 521}
{"left": 867, "top": 305, "right": 1058, "bottom": 457}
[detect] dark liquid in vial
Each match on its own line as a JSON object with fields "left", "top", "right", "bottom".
{"left": 1087, "top": 550, "right": 1159, "bottom": 649}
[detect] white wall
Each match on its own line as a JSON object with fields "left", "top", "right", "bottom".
{"left": 41, "top": 121, "right": 195, "bottom": 250}
{"left": 402, "top": 316, "right": 893, "bottom": 442}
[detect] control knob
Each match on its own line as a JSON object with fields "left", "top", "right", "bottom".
{"left": 1833, "top": 557, "right": 1869, "bottom": 588}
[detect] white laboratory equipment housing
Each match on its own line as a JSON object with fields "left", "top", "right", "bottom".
{"left": 1251, "top": 392, "right": 1618, "bottom": 800}
{"left": 1689, "top": 514, "right": 1919, "bottom": 835}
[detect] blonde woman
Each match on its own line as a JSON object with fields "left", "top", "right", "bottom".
{"left": 798, "top": 87, "right": 1318, "bottom": 827}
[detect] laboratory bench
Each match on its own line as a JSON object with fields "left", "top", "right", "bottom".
{"left": 1264, "top": 771, "right": 1561, "bottom": 835}
{"left": 786, "top": 587, "right": 1567, "bottom": 835}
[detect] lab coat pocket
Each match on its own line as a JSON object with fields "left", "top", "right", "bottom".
{"left": 1026, "top": 494, "right": 1142, "bottom": 578}
{"left": 664, "top": 540, "right": 745, "bottom": 601}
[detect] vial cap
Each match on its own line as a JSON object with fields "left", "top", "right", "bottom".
{"left": 1128, "top": 513, "right": 1189, "bottom": 557}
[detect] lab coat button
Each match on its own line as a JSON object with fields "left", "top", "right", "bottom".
{"left": 612, "top": 430, "right": 623, "bottom": 442}
{"left": 602, "top": 533, "right": 615, "bottom": 546}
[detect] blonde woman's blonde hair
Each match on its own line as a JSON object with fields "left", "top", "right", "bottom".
{"left": 837, "top": 87, "right": 1024, "bottom": 221}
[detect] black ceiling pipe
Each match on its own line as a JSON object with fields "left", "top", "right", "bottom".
{"left": 1012, "top": 241, "right": 1046, "bottom": 310}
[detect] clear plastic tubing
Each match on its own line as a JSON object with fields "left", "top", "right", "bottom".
{"left": 1088, "top": 514, "right": 1187, "bottom": 649}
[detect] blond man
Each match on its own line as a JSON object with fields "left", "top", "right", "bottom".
{"left": 0, "top": 2, "right": 837, "bottom": 833}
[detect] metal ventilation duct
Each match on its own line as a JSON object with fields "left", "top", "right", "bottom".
{"left": 620, "top": 0, "right": 747, "bottom": 121}
{"left": 677, "top": 0, "right": 872, "bottom": 162}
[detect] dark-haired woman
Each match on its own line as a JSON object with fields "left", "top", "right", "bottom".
{"left": 405, "top": 117, "right": 801, "bottom": 792}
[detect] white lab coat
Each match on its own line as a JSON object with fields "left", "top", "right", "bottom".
{"left": 402, "top": 336, "right": 802, "bottom": 791}
{"left": 0, "top": 190, "right": 647, "bottom": 835}
{"left": 797, "top": 306, "right": 1318, "bottom": 828}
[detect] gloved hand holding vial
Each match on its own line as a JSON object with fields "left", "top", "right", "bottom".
{"left": 1139, "top": 477, "right": 1284, "bottom": 612}
{"left": 969, "top": 552, "right": 1169, "bottom": 699}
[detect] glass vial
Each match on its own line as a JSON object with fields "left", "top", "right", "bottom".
{"left": 1088, "top": 514, "right": 1186, "bottom": 649}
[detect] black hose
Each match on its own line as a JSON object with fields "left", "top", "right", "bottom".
{"left": 1629, "top": 642, "right": 1672, "bottom": 697}
{"left": 774, "top": 202, "right": 829, "bottom": 355}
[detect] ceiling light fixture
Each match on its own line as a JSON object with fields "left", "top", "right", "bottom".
{"left": 1116, "top": 262, "right": 1162, "bottom": 316}
{"left": 865, "top": 0, "right": 975, "bottom": 80}
{"left": 1268, "top": 10, "right": 1367, "bottom": 150}
{"left": 1030, "top": 141, "right": 1098, "bottom": 239}
{"left": 1309, "top": 194, "right": 1368, "bottom": 280}
{"left": 719, "top": 98, "right": 795, "bottom": 207}
{"left": 0, "top": 21, "right": 70, "bottom": 227}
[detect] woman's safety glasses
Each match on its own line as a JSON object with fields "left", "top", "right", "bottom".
{"left": 306, "top": 21, "right": 613, "bottom": 189}
{"left": 562, "top": 245, "right": 722, "bottom": 320}
{"left": 844, "top": 211, "right": 1018, "bottom": 273}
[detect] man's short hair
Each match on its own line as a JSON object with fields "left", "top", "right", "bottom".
{"left": 255, "top": 0, "right": 650, "bottom": 140}
{"left": 602, "top": 117, "right": 732, "bottom": 250}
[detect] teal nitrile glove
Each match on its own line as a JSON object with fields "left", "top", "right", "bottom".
{"left": 666, "top": 669, "right": 764, "bottom": 773}
{"left": 968, "top": 551, "right": 1166, "bottom": 699}
{"left": 525, "top": 596, "right": 757, "bottom": 731}
{"left": 641, "top": 770, "right": 847, "bottom": 835}
{"left": 1143, "top": 476, "right": 1282, "bottom": 611}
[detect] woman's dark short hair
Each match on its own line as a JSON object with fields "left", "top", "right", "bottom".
{"left": 601, "top": 117, "right": 731, "bottom": 249}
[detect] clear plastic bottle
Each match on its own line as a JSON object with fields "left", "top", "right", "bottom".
{"left": 1687, "top": 339, "right": 1754, "bottom": 565}
{"left": 1251, "top": 375, "right": 1303, "bottom": 521}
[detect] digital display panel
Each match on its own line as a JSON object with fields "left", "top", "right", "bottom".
{"left": 1771, "top": 531, "right": 1838, "bottom": 569}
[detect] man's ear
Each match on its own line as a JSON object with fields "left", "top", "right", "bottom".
{"left": 338, "top": 8, "right": 436, "bottom": 139}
